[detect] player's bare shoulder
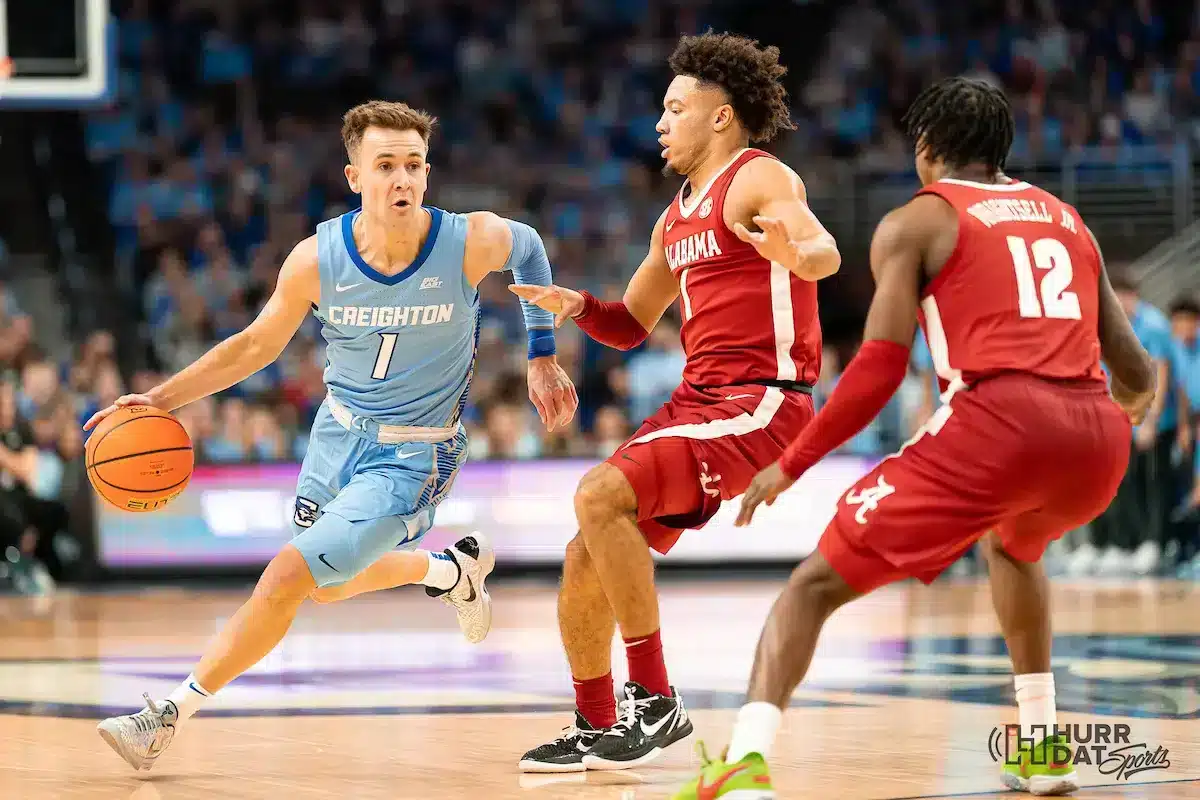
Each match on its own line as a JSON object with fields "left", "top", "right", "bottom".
{"left": 873, "top": 194, "right": 959, "bottom": 282}
{"left": 278, "top": 234, "right": 321, "bottom": 304}
{"left": 649, "top": 206, "right": 670, "bottom": 248}
{"left": 722, "top": 155, "right": 802, "bottom": 229}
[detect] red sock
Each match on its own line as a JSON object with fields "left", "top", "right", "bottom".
{"left": 624, "top": 629, "right": 671, "bottom": 697}
{"left": 573, "top": 672, "right": 617, "bottom": 729}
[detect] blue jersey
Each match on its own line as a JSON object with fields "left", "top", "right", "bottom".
{"left": 313, "top": 207, "right": 479, "bottom": 428}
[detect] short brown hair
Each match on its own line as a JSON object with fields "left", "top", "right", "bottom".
{"left": 341, "top": 100, "right": 437, "bottom": 159}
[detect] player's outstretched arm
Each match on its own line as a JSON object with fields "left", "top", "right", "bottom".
{"left": 509, "top": 209, "right": 678, "bottom": 350}
{"left": 464, "top": 211, "right": 578, "bottom": 431}
{"left": 736, "top": 196, "right": 936, "bottom": 526}
{"left": 728, "top": 158, "right": 840, "bottom": 281}
{"left": 1089, "top": 227, "right": 1156, "bottom": 422}
{"left": 84, "top": 238, "right": 318, "bottom": 430}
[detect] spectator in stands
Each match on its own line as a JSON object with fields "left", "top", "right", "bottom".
{"left": 1168, "top": 295, "right": 1200, "bottom": 576}
{"left": 624, "top": 319, "right": 685, "bottom": 426}
{"left": 1076, "top": 273, "right": 1181, "bottom": 576}
{"left": 472, "top": 402, "right": 542, "bottom": 461}
{"left": 0, "top": 380, "right": 59, "bottom": 595}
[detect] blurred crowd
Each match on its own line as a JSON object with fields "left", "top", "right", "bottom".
{"left": 0, "top": 285, "right": 91, "bottom": 594}
{"left": 801, "top": 0, "right": 1200, "bottom": 180}
{"left": 5, "top": 0, "right": 1200, "bottom": 591}
{"left": 81, "top": 0, "right": 1200, "bottom": 462}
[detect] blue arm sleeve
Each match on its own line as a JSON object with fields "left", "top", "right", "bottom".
{"left": 502, "top": 219, "right": 556, "bottom": 359}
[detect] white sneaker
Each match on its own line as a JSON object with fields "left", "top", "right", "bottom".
{"left": 97, "top": 693, "right": 178, "bottom": 771}
{"left": 1131, "top": 541, "right": 1160, "bottom": 575}
{"left": 1065, "top": 542, "right": 1098, "bottom": 576}
{"left": 1096, "top": 546, "right": 1130, "bottom": 576}
{"left": 427, "top": 532, "right": 495, "bottom": 644}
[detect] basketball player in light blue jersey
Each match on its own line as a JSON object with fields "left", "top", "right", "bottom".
{"left": 87, "top": 101, "right": 578, "bottom": 771}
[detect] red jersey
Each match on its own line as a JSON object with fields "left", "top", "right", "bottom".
{"left": 661, "top": 148, "right": 821, "bottom": 389}
{"left": 914, "top": 177, "right": 1107, "bottom": 390}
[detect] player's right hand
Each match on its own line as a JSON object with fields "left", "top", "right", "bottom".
{"left": 508, "top": 284, "right": 586, "bottom": 328}
{"left": 1109, "top": 373, "right": 1154, "bottom": 428}
{"left": 83, "top": 394, "right": 156, "bottom": 431}
{"left": 735, "top": 462, "right": 796, "bottom": 527}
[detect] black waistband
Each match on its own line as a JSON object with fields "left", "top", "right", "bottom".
{"left": 693, "top": 379, "right": 814, "bottom": 395}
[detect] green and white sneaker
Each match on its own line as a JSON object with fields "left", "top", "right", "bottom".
{"left": 671, "top": 742, "right": 774, "bottom": 799}
{"left": 1001, "top": 734, "right": 1079, "bottom": 795}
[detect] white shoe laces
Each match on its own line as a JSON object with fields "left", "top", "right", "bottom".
{"left": 605, "top": 693, "right": 655, "bottom": 736}
{"left": 129, "top": 693, "right": 163, "bottom": 735}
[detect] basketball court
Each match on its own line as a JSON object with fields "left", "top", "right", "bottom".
{"left": 1, "top": 577, "right": 1197, "bottom": 799}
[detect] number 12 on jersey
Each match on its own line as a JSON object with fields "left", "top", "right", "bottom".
{"left": 1007, "top": 235, "right": 1082, "bottom": 320}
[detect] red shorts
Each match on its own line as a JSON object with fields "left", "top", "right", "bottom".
{"left": 819, "top": 374, "right": 1132, "bottom": 592}
{"left": 607, "top": 382, "right": 815, "bottom": 554}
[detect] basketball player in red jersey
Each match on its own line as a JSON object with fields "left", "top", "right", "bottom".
{"left": 672, "top": 78, "right": 1157, "bottom": 799}
{"left": 511, "top": 32, "right": 840, "bottom": 772}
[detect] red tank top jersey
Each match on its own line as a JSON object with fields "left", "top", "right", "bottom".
{"left": 661, "top": 148, "right": 822, "bottom": 389}
{"left": 914, "top": 177, "right": 1107, "bottom": 390}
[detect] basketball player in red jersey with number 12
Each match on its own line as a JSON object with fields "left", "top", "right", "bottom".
{"left": 511, "top": 32, "right": 839, "bottom": 773}
{"left": 674, "top": 78, "right": 1157, "bottom": 799}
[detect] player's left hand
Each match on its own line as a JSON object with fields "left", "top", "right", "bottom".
{"left": 733, "top": 216, "right": 799, "bottom": 268}
{"left": 527, "top": 357, "right": 578, "bottom": 432}
{"left": 735, "top": 461, "right": 796, "bottom": 527}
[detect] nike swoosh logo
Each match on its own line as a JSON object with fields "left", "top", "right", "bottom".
{"left": 725, "top": 393, "right": 755, "bottom": 400}
{"left": 640, "top": 709, "right": 676, "bottom": 737}
{"left": 396, "top": 450, "right": 420, "bottom": 460}
{"left": 697, "top": 762, "right": 751, "bottom": 800}
{"left": 188, "top": 682, "right": 206, "bottom": 697}
{"left": 335, "top": 282, "right": 362, "bottom": 292}
{"left": 318, "top": 553, "right": 339, "bottom": 572}
{"left": 666, "top": 220, "right": 676, "bottom": 231}
{"left": 463, "top": 577, "right": 476, "bottom": 603}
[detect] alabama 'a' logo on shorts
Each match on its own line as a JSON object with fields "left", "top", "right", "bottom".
{"left": 844, "top": 476, "right": 895, "bottom": 524}
{"left": 293, "top": 496, "right": 320, "bottom": 528}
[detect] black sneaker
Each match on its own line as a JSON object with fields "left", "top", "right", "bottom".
{"left": 517, "top": 711, "right": 603, "bottom": 773}
{"left": 581, "top": 682, "right": 693, "bottom": 770}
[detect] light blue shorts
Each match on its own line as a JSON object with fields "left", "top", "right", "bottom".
{"left": 289, "top": 401, "right": 468, "bottom": 588}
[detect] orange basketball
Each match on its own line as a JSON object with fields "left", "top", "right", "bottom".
{"left": 85, "top": 405, "right": 194, "bottom": 513}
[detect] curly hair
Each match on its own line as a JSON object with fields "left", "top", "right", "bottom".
{"left": 901, "top": 77, "right": 1014, "bottom": 174}
{"left": 668, "top": 31, "right": 795, "bottom": 143}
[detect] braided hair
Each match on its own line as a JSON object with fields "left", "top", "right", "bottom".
{"left": 901, "top": 77, "right": 1015, "bottom": 174}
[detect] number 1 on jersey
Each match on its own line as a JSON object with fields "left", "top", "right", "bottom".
{"left": 1007, "top": 235, "right": 1082, "bottom": 320}
{"left": 372, "top": 332, "right": 398, "bottom": 379}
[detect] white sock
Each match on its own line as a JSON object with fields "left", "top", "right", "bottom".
{"left": 1014, "top": 672, "right": 1057, "bottom": 743}
{"left": 420, "top": 550, "right": 460, "bottom": 591}
{"left": 165, "top": 673, "right": 212, "bottom": 724}
{"left": 726, "top": 702, "right": 783, "bottom": 762}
